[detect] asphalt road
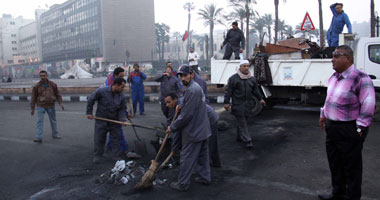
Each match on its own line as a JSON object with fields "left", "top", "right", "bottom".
{"left": 0, "top": 101, "right": 379, "bottom": 200}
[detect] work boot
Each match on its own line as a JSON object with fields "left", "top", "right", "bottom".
{"left": 33, "top": 138, "right": 42, "bottom": 143}
{"left": 170, "top": 182, "right": 188, "bottom": 192}
{"left": 246, "top": 141, "right": 253, "bottom": 149}
{"left": 52, "top": 135, "right": 62, "bottom": 139}
{"left": 194, "top": 177, "right": 211, "bottom": 185}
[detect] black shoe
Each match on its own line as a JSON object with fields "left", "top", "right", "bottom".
{"left": 236, "top": 137, "right": 243, "bottom": 142}
{"left": 52, "top": 135, "right": 62, "bottom": 139}
{"left": 246, "top": 141, "right": 253, "bottom": 149}
{"left": 33, "top": 138, "right": 42, "bottom": 143}
{"left": 194, "top": 177, "right": 211, "bottom": 185}
{"left": 140, "top": 113, "right": 145, "bottom": 115}
{"left": 170, "top": 182, "right": 188, "bottom": 192}
{"left": 318, "top": 193, "right": 344, "bottom": 200}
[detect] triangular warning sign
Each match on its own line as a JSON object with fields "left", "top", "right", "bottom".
{"left": 300, "top": 12, "right": 315, "bottom": 31}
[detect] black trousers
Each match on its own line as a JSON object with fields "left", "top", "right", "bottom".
{"left": 325, "top": 120, "right": 368, "bottom": 200}
{"left": 223, "top": 45, "right": 240, "bottom": 60}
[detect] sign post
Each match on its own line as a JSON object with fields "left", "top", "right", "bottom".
{"left": 300, "top": 12, "right": 315, "bottom": 40}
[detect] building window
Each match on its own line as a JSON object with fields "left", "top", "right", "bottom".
{"left": 11, "top": 34, "right": 16, "bottom": 37}
{"left": 10, "top": 21, "right": 15, "bottom": 25}
{"left": 12, "top": 47, "right": 17, "bottom": 51}
{"left": 11, "top": 41, "right": 17, "bottom": 44}
{"left": 7, "top": 60, "right": 13, "bottom": 64}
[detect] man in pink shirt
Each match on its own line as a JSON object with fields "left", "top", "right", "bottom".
{"left": 319, "top": 45, "right": 375, "bottom": 200}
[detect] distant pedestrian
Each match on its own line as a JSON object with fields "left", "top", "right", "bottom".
{"left": 167, "top": 64, "right": 211, "bottom": 191}
{"left": 188, "top": 47, "right": 199, "bottom": 74}
{"left": 86, "top": 77, "right": 128, "bottom": 164}
{"left": 30, "top": 70, "right": 64, "bottom": 143}
{"left": 153, "top": 63, "right": 181, "bottom": 118}
{"left": 318, "top": 45, "right": 375, "bottom": 200}
{"left": 327, "top": 3, "right": 352, "bottom": 47}
{"left": 224, "top": 60, "right": 265, "bottom": 149}
{"left": 221, "top": 21, "right": 245, "bottom": 60}
{"left": 104, "top": 67, "right": 129, "bottom": 154}
{"left": 7, "top": 75, "right": 12, "bottom": 82}
{"left": 128, "top": 64, "right": 146, "bottom": 115}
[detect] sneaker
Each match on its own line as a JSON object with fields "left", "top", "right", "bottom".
{"left": 170, "top": 182, "right": 188, "bottom": 192}
{"left": 194, "top": 177, "right": 211, "bottom": 185}
{"left": 52, "top": 135, "right": 62, "bottom": 139}
{"left": 93, "top": 156, "right": 101, "bottom": 164}
{"left": 33, "top": 138, "right": 42, "bottom": 143}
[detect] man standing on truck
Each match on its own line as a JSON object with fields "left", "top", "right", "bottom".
{"left": 327, "top": 3, "right": 352, "bottom": 47}
{"left": 221, "top": 21, "right": 245, "bottom": 60}
{"left": 318, "top": 45, "right": 375, "bottom": 200}
{"left": 224, "top": 60, "right": 266, "bottom": 149}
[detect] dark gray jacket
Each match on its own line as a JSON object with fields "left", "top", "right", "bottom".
{"left": 193, "top": 73, "right": 209, "bottom": 103}
{"left": 86, "top": 86, "right": 127, "bottom": 121}
{"left": 153, "top": 73, "right": 181, "bottom": 102}
{"left": 224, "top": 73, "right": 262, "bottom": 117}
{"left": 206, "top": 104, "right": 219, "bottom": 125}
{"left": 170, "top": 80, "right": 211, "bottom": 143}
{"left": 223, "top": 28, "right": 245, "bottom": 49}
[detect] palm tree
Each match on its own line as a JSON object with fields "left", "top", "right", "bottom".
{"left": 370, "top": 0, "right": 375, "bottom": 37}
{"left": 274, "top": 0, "right": 286, "bottom": 44}
{"left": 173, "top": 32, "right": 182, "bottom": 63}
{"left": 263, "top": 14, "right": 273, "bottom": 43}
{"left": 198, "top": 3, "right": 224, "bottom": 59}
{"left": 229, "top": 0, "right": 258, "bottom": 58}
{"left": 284, "top": 25, "right": 294, "bottom": 38}
{"left": 184, "top": 2, "right": 195, "bottom": 54}
{"left": 225, "top": 7, "right": 246, "bottom": 32}
{"left": 318, "top": 0, "right": 325, "bottom": 46}
{"left": 251, "top": 17, "right": 265, "bottom": 42}
{"left": 154, "top": 23, "right": 170, "bottom": 60}
{"left": 277, "top": 19, "right": 287, "bottom": 40}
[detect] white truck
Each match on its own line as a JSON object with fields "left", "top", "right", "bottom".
{"left": 211, "top": 35, "right": 380, "bottom": 119}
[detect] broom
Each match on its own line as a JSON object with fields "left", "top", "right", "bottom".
{"left": 93, "top": 116, "right": 164, "bottom": 132}
{"left": 134, "top": 110, "right": 179, "bottom": 190}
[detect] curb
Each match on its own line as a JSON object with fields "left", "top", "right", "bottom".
{"left": 0, "top": 94, "right": 225, "bottom": 103}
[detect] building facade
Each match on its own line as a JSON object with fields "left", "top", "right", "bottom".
{"left": 0, "top": 14, "right": 33, "bottom": 67}
{"left": 40, "top": 0, "right": 155, "bottom": 64}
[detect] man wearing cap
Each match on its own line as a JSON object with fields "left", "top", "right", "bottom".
{"left": 153, "top": 63, "right": 181, "bottom": 118}
{"left": 224, "top": 60, "right": 266, "bottom": 149}
{"left": 221, "top": 21, "right": 245, "bottom": 60}
{"left": 166, "top": 64, "right": 211, "bottom": 191}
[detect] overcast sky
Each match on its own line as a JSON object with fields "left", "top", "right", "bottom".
{"left": 1, "top": 0, "right": 378, "bottom": 35}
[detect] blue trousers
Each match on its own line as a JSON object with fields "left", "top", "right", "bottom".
{"left": 35, "top": 106, "right": 58, "bottom": 139}
{"left": 132, "top": 87, "right": 144, "bottom": 114}
{"left": 106, "top": 127, "right": 128, "bottom": 152}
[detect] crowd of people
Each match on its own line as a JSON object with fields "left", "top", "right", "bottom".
{"left": 28, "top": 6, "right": 377, "bottom": 198}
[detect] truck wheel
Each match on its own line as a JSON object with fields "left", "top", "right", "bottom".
{"left": 373, "top": 92, "right": 380, "bottom": 122}
{"left": 248, "top": 96, "right": 263, "bottom": 117}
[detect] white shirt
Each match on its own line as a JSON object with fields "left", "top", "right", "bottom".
{"left": 188, "top": 51, "right": 199, "bottom": 66}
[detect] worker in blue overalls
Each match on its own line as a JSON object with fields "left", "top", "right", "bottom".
{"left": 128, "top": 63, "right": 146, "bottom": 115}
{"left": 327, "top": 3, "right": 352, "bottom": 47}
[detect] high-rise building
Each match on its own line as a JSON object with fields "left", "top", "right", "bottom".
{"left": 40, "top": 0, "right": 155, "bottom": 64}
{"left": 0, "top": 14, "right": 34, "bottom": 67}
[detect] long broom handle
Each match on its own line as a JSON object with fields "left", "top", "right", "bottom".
{"left": 93, "top": 116, "right": 163, "bottom": 132}
{"left": 154, "top": 110, "right": 179, "bottom": 161}
{"left": 156, "top": 151, "right": 174, "bottom": 172}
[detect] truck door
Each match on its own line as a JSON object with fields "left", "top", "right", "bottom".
{"left": 364, "top": 43, "right": 380, "bottom": 87}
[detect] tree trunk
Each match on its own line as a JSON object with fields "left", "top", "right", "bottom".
{"left": 274, "top": 0, "right": 279, "bottom": 44}
{"left": 268, "top": 26, "right": 272, "bottom": 43}
{"left": 187, "top": 12, "right": 191, "bottom": 56}
{"left": 318, "top": 0, "right": 325, "bottom": 46}
{"left": 370, "top": 0, "right": 375, "bottom": 37}
{"left": 245, "top": 0, "right": 250, "bottom": 59}
{"left": 210, "top": 24, "right": 214, "bottom": 58}
{"left": 240, "top": 17, "right": 244, "bottom": 33}
{"left": 161, "top": 42, "right": 165, "bottom": 61}
{"left": 205, "top": 34, "right": 209, "bottom": 67}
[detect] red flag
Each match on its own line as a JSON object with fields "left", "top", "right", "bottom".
{"left": 182, "top": 31, "right": 189, "bottom": 41}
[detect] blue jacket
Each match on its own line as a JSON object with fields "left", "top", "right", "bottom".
{"left": 328, "top": 3, "right": 352, "bottom": 37}
{"left": 128, "top": 71, "right": 146, "bottom": 89}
